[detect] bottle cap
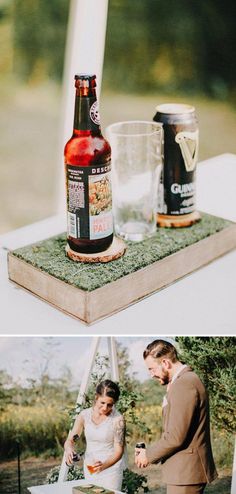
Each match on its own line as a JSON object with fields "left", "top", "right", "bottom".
{"left": 74, "top": 74, "right": 96, "bottom": 80}
{"left": 74, "top": 74, "right": 97, "bottom": 89}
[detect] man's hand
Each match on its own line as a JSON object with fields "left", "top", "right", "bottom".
{"left": 135, "top": 447, "right": 149, "bottom": 468}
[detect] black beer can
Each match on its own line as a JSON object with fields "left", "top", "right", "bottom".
{"left": 153, "top": 103, "right": 201, "bottom": 227}
{"left": 136, "top": 442, "right": 146, "bottom": 449}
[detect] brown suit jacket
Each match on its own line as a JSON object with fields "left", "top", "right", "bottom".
{"left": 146, "top": 366, "right": 218, "bottom": 485}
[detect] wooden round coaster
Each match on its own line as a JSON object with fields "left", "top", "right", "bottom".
{"left": 66, "top": 236, "right": 126, "bottom": 263}
{"left": 157, "top": 211, "right": 201, "bottom": 228}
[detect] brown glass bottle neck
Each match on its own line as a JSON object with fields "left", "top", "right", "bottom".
{"left": 75, "top": 86, "right": 96, "bottom": 97}
{"left": 73, "top": 88, "right": 101, "bottom": 134}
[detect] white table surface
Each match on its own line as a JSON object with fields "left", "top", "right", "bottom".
{"left": 28, "top": 479, "right": 123, "bottom": 494}
{"left": 1, "top": 153, "right": 236, "bottom": 335}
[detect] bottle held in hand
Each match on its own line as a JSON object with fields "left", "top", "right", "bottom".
{"left": 66, "top": 452, "right": 81, "bottom": 467}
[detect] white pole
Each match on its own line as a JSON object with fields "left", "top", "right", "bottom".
{"left": 58, "top": 337, "right": 101, "bottom": 482}
{"left": 231, "top": 438, "right": 236, "bottom": 494}
{"left": 108, "top": 337, "right": 119, "bottom": 381}
{"left": 57, "top": 0, "right": 109, "bottom": 214}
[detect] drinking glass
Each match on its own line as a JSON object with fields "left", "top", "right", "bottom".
{"left": 106, "top": 120, "right": 163, "bottom": 241}
{"left": 85, "top": 452, "right": 98, "bottom": 474}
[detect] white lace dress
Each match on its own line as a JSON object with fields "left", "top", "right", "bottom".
{"left": 81, "top": 407, "right": 127, "bottom": 491}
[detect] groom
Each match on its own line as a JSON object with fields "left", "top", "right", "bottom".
{"left": 135, "top": 339, "right": 217, "bottom": 494}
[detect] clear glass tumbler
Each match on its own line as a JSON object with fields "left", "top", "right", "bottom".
{"left": 106, "top": 120, "right": 163, "bottom": 241}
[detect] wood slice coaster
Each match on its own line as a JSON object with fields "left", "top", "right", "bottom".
{"left": 157, "top": 210, "right": 201, "bottom": 228}
{"left": 65, "top": 236, "right": 126, "bottom": 263}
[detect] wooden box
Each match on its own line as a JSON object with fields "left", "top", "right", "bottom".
{"left": 73, "top": 485, "right": 114, "bottom": 494}
{"left": 7, "top": 213, "right": 236, "bottom": 324}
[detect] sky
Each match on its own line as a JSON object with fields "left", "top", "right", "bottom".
{"left": 0, "top": 336, "right": 177, "bottom": 386}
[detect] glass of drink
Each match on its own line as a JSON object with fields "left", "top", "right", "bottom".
{"left": 106, "top": 121, "right": 163, "bottom": 241}
{"left": 86, "top": 452, "right": 98, "bottom": 474}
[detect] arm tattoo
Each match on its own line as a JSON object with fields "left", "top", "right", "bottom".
{"left": 114, "top": 417, "right": 125, "bottom": 446}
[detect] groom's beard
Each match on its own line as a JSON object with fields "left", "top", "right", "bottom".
{"left": 154, "top": 367, "right": 170, "bottom": 386}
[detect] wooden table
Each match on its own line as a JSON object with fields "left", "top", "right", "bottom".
{"left": 1, "top": 153, "right": 236, "bottom": 334}
{"left": 28, "top": 479, "right": 123, "bottom": 494}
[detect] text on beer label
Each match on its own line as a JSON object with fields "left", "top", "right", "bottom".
{"left": 171, "top": 182, "right": 195, "bottom": 195}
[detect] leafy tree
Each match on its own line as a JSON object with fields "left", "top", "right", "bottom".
{"left": 0, "top": 370, "right": 14, "bottom": 410}
{"left": 176, "top": 337, "right": 236, "bottom": 433}
{"left": 12, "top": 0, "right": 69, "bottom": 81}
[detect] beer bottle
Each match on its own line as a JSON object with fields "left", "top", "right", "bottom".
{"left": 64, "top": 74, "right": 113, "bottom": 254}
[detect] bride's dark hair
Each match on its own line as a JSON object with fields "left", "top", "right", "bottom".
{"left": 96, "top": 379, "right": 120, "bottom": 403}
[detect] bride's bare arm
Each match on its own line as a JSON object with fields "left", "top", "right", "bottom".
{"left": 94, "top": 415, "right": 126, "bottom": 473}
{"left": 64, "top": 413, "right": 84, "bottom": 465}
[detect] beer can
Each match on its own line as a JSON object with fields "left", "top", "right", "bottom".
{"left": 135, "top": 442, "right": 146, "bottom": 449}
{"left": 135, "top": 442, "right": 146, "bottom": 456}
{"left": 153, "top": 103, "right": 201, "bottom": 227}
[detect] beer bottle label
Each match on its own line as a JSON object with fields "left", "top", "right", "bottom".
{"left": 66, "top": 162, "right": 113, "bottom": 240}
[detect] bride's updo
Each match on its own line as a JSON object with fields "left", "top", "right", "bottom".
{"left": 95, "top": 380, "right": 120, "bottom": 403}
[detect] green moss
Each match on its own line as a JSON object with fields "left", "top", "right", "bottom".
{"left": 11, "top": 213, "right": 232, "bottom": 292}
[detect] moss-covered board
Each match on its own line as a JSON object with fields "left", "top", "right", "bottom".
{"left": 72, "top": 485, "right": 114, "bottom": 494}
{"left": 7, "top": 213, "right": 236, "bottom": 324}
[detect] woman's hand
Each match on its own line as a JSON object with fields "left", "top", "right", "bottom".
{"left": 64, "top": 445, "right": 76, "bottom": 466}
{"left": 64, "top": 413, "right": 84, "bottom": 466}
{"left": 92, "top": 461, "right": 104, "bottom": 473}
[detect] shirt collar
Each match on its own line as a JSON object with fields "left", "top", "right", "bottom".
{"left": 171, "top": 364, "right": 188, "bottom": 384}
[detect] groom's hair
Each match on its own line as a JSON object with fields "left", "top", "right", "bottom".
{"left": 143, "top": 339, "right": 178, "bottom": 363}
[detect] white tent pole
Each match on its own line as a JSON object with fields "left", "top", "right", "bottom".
{"left": 57, "top": 0, "right": 109, "bottom": 214}
{"left": 231, "top": 438, "right": 236, "bottom": 494}
{"left": 108, "top": 337, "right": 119, "bottom": 381}
{"left": 58, "top": 337, "right": 101, "bottom": 482}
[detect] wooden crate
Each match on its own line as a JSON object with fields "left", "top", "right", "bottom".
{"left": 7, "top": 213, "right": 236, "bottom": 324}
{"left": 73, "top": 486, "right": 114, "bottom": 494}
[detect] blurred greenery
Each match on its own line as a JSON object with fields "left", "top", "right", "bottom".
{"left": 177, "top": 337, "right": 236, "bottom": 434}
{"left": 0, "top": 1, "right": 236, "bottom": 233}
{"left": 12, "top": 0, "right": 69, "bottom": 83}
{"left": 0, "top": 0, "right": 235, "bottom": 99}
{"left": 104, "top": 0, "right": 236, "bottom": 99}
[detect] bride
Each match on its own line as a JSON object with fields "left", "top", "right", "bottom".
{"left": 64, "top": 380, "right": 126, "bottom": 491}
